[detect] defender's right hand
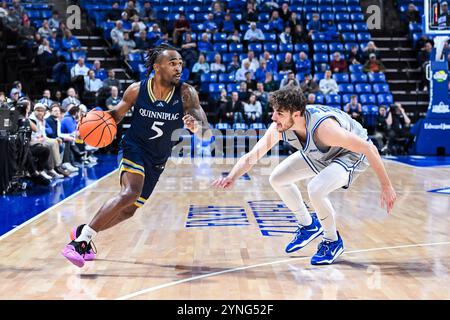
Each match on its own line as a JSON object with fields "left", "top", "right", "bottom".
{"left": 212, "top": 176, "right": 235, "bottom": 189}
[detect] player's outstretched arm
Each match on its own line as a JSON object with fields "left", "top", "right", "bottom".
{"left": 107, "top": 82, "right": 140, "bottom": 124}
{"left": 212, "top": 122, "right": 281, "bottom": 189}
{"left": 315, "top": 118, "right": 397, "bottom": 214}
{"left": 181, "top": 83, "right": 212, "bottom": 141}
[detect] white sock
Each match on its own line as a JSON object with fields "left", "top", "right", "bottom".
{"left": 294, "top": 208, "right": 313, "bottom": 227}
{"left": 323, "top": 229, "right": 339, "bottom": 242}
{"left": 75, "top": 225, "right": 97, "bottom": 243}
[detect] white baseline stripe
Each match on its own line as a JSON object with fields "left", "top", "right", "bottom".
{"left": 116, "top": 240, "right": 450, "bottom": 300}
{"left": 0, "top": 169, "right": 119, "bottom": 242}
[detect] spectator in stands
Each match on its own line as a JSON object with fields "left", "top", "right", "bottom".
{"left": 107, "top": 2, "right": 122, "bottom": 22}
{"left": 212, "top": 1, "right": 225, "bottom": 22}
{"left": 70, "top": 57, "right": 89, "bottom": 97}
{"left": 172, "top": 12, "right": 191, "bottom": 47}
{"left": 227, "top": 29, "right": 241, "bottom": 43}
{"left": 214, "top": 88, "right": 228, "bottom": 122}
{"left": 38, "top": 90, "right": 53, "bottom": 108}
{"left": 125, "top": 0, "right": 139, "bottom": 19}
{"left": 244, "top": 71, "right": 257, "bottom": 91}
{"left": 279, "top": 26, "right": 292, "bottom": 45}
{"left": 148, "top": 23, "right": 162, "bottom": 43}
{"left": 386, "top": 103, "right": 413, "bottom": 155}
{"left": 205, "top": 13, "right": 218, "bottom": 34}
{"left": 111, "top": 20, "right": 124, "bottom": 50}
{"left": 228, "top": 91, "right": 245, "bottom": 123}
{"left": 84, "top": 70, "right": 103, "bottom": 96}
{"left": 363, "top": 41, "right": 380, "bottom": 61}
{"left": 103, "top": 70, "right": 121, "bottom": 91}
{"left": 279, "top": 2, "right": 291, "bottom": 23}
{"left": 439, "top": 1, "right": 450, "bottom": 27}
{"left": 402, "top": 3, "right": 421, "bottom": 25}
{"left": 269, "top": 10, "right": 284, "bottom": 33}
{"left": 12, "top": 0, "right": 24, "bottom": 18}
{"left": 52, "top": 56, "right": 70, "bottom": 90}
{"left": 242, "top": 50, "right": 259, "bottom": 72}
{"left": 0, "top": 92, "right": 8, "bottom": 105}
{"left": 156, "top": 31, "right": 170, "bottom": 46}
{"left": 262, "top": 51, "right": 278, "bottom": 73}
{"left": 319, "top": 70, "right": 339, "bottom": 95}
{"left": 119, "top": 31, "right": 136, "bottom": 59}
{"left": 288, "top": 12, "right": 301, "bottom": 31}
{"left": 221, "top": 13, "right": 235, "bottom": 33}
{"left": 243, "top": 2, "right": 258, "bottom": 23}
{"left": 254, "top": 82, "right": 269, "bottom": 109}
{"left": 131, "top": 14, "right": 146, "bottom": 37}
{"left": 255, "top": 60, "right": 269, "bottom": 83}
{"left": 18, "top": 18, "right": 36, "bottom": 61}
{"left": 61, "top": 88, "right": 80, "bottom": 111}
{"left": 57, "top": 21, "right": 67, "bottom": 38}
{"left": 330, "top": 52, "right": 348, "bottom": 73}
{"left": 38, "top": 20, "right": 52, "bottom": 38}
{"left": 373, "top": 105, "right": 389, "bottom": 153}
{"left": 37, "top": 38, "right": 55, "bottom": 71}
{"left": 278, "top": 52, "right": 296, "bottom": 74}
{"left": 307, "top": 93, "right": 316, "bottom": 104}
{"left": 105, "top": 86, "right": 121, "bottom": 111}
{"left": 191, "top": 54, "right": 210, "bottom": 85}
{"left": 279, "top": 71, "right": 299, "bottom": 88}
{"left": 197, "top": 32, "right": 213, "bottom": 52}
{"left": 134, "top": 30, "right": 150, "bottom": 52}
{"left": 244, "top": 21, "right": 265, "bottom": 42}
{"left": 48, "top": 10, "right": 61, "bottom": 30}
{"left": 363, "top": 53, "right": 386, "bottom": 73}
{"left": 48, "top": 28, "right": 60, "bottom": 52}
{"left": 238, "top": 81, "right": 250, "bottom": 101}
{"left": 54, "top": 90, "right": 63, "bottom": 103}
{"left": 348, "top": 44, "right": 363, "bottom": 65}
{"left": 140, "top": 1, "right": 155, "bottom": 22}
{"left": 9, "top": 81, "right": 24, "bottom": 99}
{"left": 120, "top": 11, "right": 132, "bottom": 31}
{"left": 236, "top": 61, "right": 253, "bottom": 82}
{"left": 296, "top": 51, "right": 311, "bottom": 74}
{"left": 5, "top": 6, "right": 21, "bottom": 43}
{"left": 92, "top": 60, "right": 105, "bottom": 79}
{"left": 264, "top": 72, "right": 278, "bottom": 92}
{"left": 61, "top": 29, "right": 82, "bottom": 52}
{"left": 344, "top": 95, "right": 363, "bottom": 124}
{"left": 306, "top": 13, "right": 321, "bottom": 35}
{"left": 243, "top": 93, "right": 262, "bottom": 123}
{"left": 180, "top": 33, "right": 198, "bottom": 70}
{"left": 415, "top": 35, "right": 433, "bottom": 52}
{"left": 322, "top": 20, "right": 340, "bottom": 41}
{"left": 300, "top": 73, "right": 319, "bottom": 96}
{"left": 210, "top": 53, "right": 226, "bottom": 73}
{"left": 227, "top": 53, "right": 241, "bottom": 73}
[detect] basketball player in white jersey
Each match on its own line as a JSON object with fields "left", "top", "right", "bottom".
{"left": 213, "top": 86, "right": 396, "bottom": 265}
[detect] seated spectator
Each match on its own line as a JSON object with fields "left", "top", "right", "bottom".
{"left": 221, "top": 13, "right": 235, "bottom": 33}
{"left": 49, "top": 10, "right": 61, "bottom": 30}
{"left": 322, "top": 20, "right": 340, "bottom": 41}
{"left": 262, "top": 51, "right": 278, "bottom": 73}
{"left": 215, "top": 88, "right": 229, "bottom": 123}
{"left": 306, "top": 13, "right": 321, "bottom": 35}
{"left": 402, "top": 3, "right": 421, "bottom": 25}
{"left": 120, "top": 11, "right": 132, "bottom": 31}
{"left": 70, "top": 57, "right": 89, "bottom": 97}
{"left": 278, "top": 52, "right": 296, "bottom": 74}
{"left": 242, "top": 50, "right": 259, "bottom": 73}
{"left": 107, "top": 2, "right": 122, "bottom": 22}
{"left": 319, "top": 70, "right": 339, "bottom": 95}
{"left": 296, "top": 51, "right": 311, "bottom": 74}
{"left": 18, "top": 19, "right": 36, "bottom": 61}
{"left": 173, "top": 12, "right": 191, "bottom": 46}
{"left": 307, "top": 93, "right": 316, "bottom": 104}
{"left": 344, "top": 95, "right": 363, "bottom": 124}
{"left": 191, "top": 54, "right": 210, "bottom": 85}
{"left": 61, "top": 29, "right": 82, "bottom": 52}
{"left": 9, "top": 81, "right": 25, "bottom": 99}
{"left": 330, "top": 52, "right": 348, "bottom": 73}
{"left": 212, "top": 0, "right": 225, "bottom": 23}
{"left": 111, "top": 21, "right": 125, "bottom": 51}
{"left": 124, "top": 0, "right": 139, "bottom": 19}
{"left": 255, "top": 60, "right": 269, "bottom": 83}
{"left": 363, "top": 41, "right": 380, "bottom": 61}
{"left": 279, "top": 3, "right": 292, "bottom": 23}
{"left": 147, "top": 23, "right": 162, "bottom": 43}
{"left": 140, "top": 1, "right": 155, "bottom": 22}
{"left": 38, "top": 90, "right": 54, "bottom": 109}
{"left": 105, "top": 86, "right": 121, "bottom": 110}
{"left": 348, "top": 45, "right": 363, "bottom": 65}
{"left": 61, "top": 88, "right": 81, "bottom": 111}
{"left": 197, "top": 32, "right": 213, "bottom": 52}
{"left": 84, "top": 70, "right": 103, "bottom": 95}
{"left": 288, "top": 12, "right": 301, "bottom": 31}
{"left": 92, "top": 60, "right": 106, "bottom": 78}
{"left": 133, "top": 30, "right": 150, "bottom": 52}
{"left": 227, "top": 29, "right": 242, "bottom": 43}
{"left": 243, "top": 2, "right": 258, "bottom": 23}
{"left": 48, "top": 28, "right": 60, "bottom": 52}
{"left": 235, "top": 61, "right": 253, "bottom": 82}
{"left": 37, "top": 38, "right": 55, "bottom": 71}
{"left": 5, "top": 6, "right": 21, "bottom": 43}
{"left": 264, "top": 72, "right": 278, "bottom": 92}
{"left": 244, "top": 71, "right": 257, "bottom": 91}
{"left": 210, "top": 53, "right": 226, "bottom": 73}
{"left": 243, "top": 93, "right": 262, "bottom": 123}
{"left": 54, "top": 90, "right": 63, "bottom": 103}
{"left": 363, "top": 53, "right": 386, "bottom": 73}
{"left": 52, "top": 56, "right": 71, "bottom": 89}
{"left": 205, "top": 13, "right": 218, "bottom": 34}
{"left": 38, "top": 20, "right": 52, "bottom": 38}
{"left": 229, "top": 91, "right": 245, "bottom": 123}
{"left": 119, "top": 31, "right": 136, "bottom": 59}
{"left": 386, "top": 103, "right": 414, "bottom": 155}
{"left": 130, "top": 15, "right": 147, "bottom": 38}
{"left": 254, "top": 82, "right": 269, "bottom": 109}
{"left": 279, "top": 71, "right": 300, "bottom": 88}
{"left": 244, "top": 22, "right": 265, "bottom": 42}
{"left": 373, "top": 105, "right": 389, "bottom": 152}
{"left": 103, "top": 70, "right": 122, "bottom": 91}
{"left": 300, "top": 73, "right": 319, "bottom": 95}
{"left": 238, "top": 81, "right": 250, "bottom": 102}
{"left": 227, "top": 54, "right": 241, "bottom": 73}
{"left": 268, "top": 10, "right": 284, "bottom": 33}
{"left": 180, "top": 33, "right": 198, "bottom": 70}
{"left": 279, "top": 26, "right": 292, "bottom": 44}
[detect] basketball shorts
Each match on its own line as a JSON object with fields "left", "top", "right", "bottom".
{"left": 117, "top": 140, "right": 166, "bottom": 208}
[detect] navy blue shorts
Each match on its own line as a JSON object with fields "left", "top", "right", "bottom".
{"left": 117, "top": 140, "right": 166, "bottom": 208}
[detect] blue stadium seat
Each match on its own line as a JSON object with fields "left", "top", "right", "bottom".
{"left": 347, "top": 0, "right": 360, "bottom": 6}
{"left": 337, "top": 23, "right": 353, "bottom": 32}
{"left": 335, "top": 13, "right": 350, "bottom": 22}
{"left": 314, "top": 72, "right": 325, "bottom": 81}
{"left": 296, "top": 73, "right": 306, "bottom": 82}
{"left": 213, "top": 43, "right": 227, "bottom": 53}
{"left": 279, "top": 44, "right": 293, "bottom": 52}
{"left": 315, "top": 94, "right": 325, "bottom": 104}
{"left": 342, "top": 33, "right": 356, "bottom": 42}
{"left": 213, "top": 33, "right": 227, "bottom": 42}
{"left": 313, "top": 53, "right": 329, "bottom": 64}
{"left": 349, "top": 64, "right": 364, "bottom": 73}
{"left": 326, "top": 94, "right": 341, "bottom": 105}
{"left": 333, "top": 73, "right": 349, "bottom": 83}
{"left": 357, "top": 33, "right": 371, "bottom": 42}
{"left": 350, "top": 73, "right": 368, "bottom": 83}
{"left": 329, "top": 42, "right": 344, "bottom": 53}
{"left": 229, "top": 43, "right": 243, "bottom": 53}
{"left": 409, "top": 23, "right": 422, "bottom": 33}
{"left": 353, "top": 22, "right": 368, "bottom": 32}
{"left": 218, "top": 73, "right": 236, "bottom": 83}
{"left": 348, "top": 5, "right": 362, "bottom": 12}
{"left": 377, "top": 94, "right": 393, "bottom": 105}
{"left": 264, "top": 43, "right": 278, "bottom": 53}
{"left": 57, "top": 51, "right": 71, "bottom": 62}
{"left": 28, "top": 10, "right": 41, "bottom": 19}
{"left": 205, "top": 52, "right": 217, "bottom": 62}
{"left": 350, "top": 13, "right": 365, "bottom": 22}
{"left": 127, "top": 52, "right": 143, "bottom": 62}
{"left": 341, "top": 94, "right": 354, "bottom": 104}
{"left": 201, "top": 73, "right": 218, "bottom": 83}
{"left": 250, "top": 123, "right": 266, "bottom": 129}
{"left": 258, "top": 12, "right": 270, "bottom": 22}
{"left": 355, "top": 83, "right": 372, "bottom": 94}
{"left": 359, "top": 94, "right": 377, "bottom": 104}
{"left": 209, "top": 83, "right": 226, "bottom": 94}
{"left": 373, "top": 83, "right": 390, "bottom": 94}
{"left": 265, "top": 33, "right": 277, "bottom": 42}
{"left": 311, "top": 33, "right": 327, "bottom": 42}
{"left": 248, "top": 43, "right": 263, "bottom": 53}
{"left": 313, "top": 42, "right": 328, "bottom": 53}
{"left": 222, "top": 53, "right": 234, "bottom": 63}
{"left": 190, "top": 23, "right": 206, "bottom": 32}
{"left": 321, "top": 13, "right": 334, "bottom": 22}
{"left": 227, "top": 83, "right": 240, "bottom": 92}
{"left": 338, "top": 84, "right": 354, "bottom": 93}
{"left": 344, "top": 42, "right": 359, "bottom": 52}
{"left": 233, "top": 123, "right": 248, "bottom": 130}
{"left": 294, "top": 43, "right": 309, "bottom": 53}
{"left": 368, "top": 72, "right": 387, "bottom": 83}
{"left": 317, "top": 6, "right": 333, "bottom": 13}
{"left": 333, "top": 5, "right": 348, "bottom": 13}
{"left": 216, "top": 123, "right": 231, "bottom": 130}
{"left": 333, "top": 0, "right": 347, "bottom": 5}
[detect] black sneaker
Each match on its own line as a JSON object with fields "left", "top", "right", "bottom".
{"left": 69, "top": 224, "right": 96, "bottom": 261}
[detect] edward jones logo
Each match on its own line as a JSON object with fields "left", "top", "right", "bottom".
{"left": 433, "top": 70, "right": 448, "bottom": 82}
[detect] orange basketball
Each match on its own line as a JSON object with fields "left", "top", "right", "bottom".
{"left": 78, "top": 110, "right": 117, "bottom": 148}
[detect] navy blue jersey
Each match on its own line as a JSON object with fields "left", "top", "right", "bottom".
{"left": 123, "top": 77, "right": 184, "bottom": 163}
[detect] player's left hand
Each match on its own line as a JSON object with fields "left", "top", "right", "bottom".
{"left": 381, "top": 184, "right": 396, "bottom": 214}
{"left": 183, "top": 114, "right": 199, "bottom": 133}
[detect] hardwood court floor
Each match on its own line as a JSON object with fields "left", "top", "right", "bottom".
{"left": 0, "top": 158, "right": 449, "bottom": 299}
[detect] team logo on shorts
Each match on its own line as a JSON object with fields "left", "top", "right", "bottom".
{"left": 433, "top": 70, "right": 448, "bottom": 82}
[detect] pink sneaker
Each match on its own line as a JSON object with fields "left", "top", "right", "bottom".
{"left": 61, "top": 241, "right": 87, "bottom": 268}
{"left": 70, "top": 225, "right": 97, "bottom": 261}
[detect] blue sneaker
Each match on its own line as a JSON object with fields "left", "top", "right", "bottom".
{"left": 311, "top": 231, "right": 345, "bottom": 265}
{"left": 285, "top": 215, "right": 323, "bottom": 253}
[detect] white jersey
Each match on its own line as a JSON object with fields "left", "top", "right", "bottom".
{"left": 281, "top": 104, "right": 370, "bottom": 188}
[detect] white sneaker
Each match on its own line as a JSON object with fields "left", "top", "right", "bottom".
{"left": 87, "top": 156, "right": 98, "bottom": 163}
{"left": 62, "top": 162, "right": 79, "bottom": 172}
{"left": 40, "top": 171, "right": 53, "bottom": 180}
{"left": 48, "top": 169, "right": 64, "bottom": 179}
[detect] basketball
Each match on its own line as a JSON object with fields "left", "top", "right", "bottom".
{"left": 78, "top": 110, "right": 117, "bottom": 148}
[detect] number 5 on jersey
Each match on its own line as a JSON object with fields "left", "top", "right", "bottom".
{"left": 149, "top": 121, "right": 164, "bottom": 140}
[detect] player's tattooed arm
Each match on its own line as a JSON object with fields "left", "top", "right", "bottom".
{"left": 181, "top": 83, "right": 212, "bottom": 140}
{"left": 108, "top": 82, "right": 140, "bottom": 124}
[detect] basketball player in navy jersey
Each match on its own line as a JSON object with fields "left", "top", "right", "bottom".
{"left": 213, "top": 86, "right": 396, "bottom": 265}
{"left": 62, "top": 44, "right": 211, "bottom": 267}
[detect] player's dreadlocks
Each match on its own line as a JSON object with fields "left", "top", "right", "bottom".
{"left": 144, "top": 43, "right": 179, "bottom": 77}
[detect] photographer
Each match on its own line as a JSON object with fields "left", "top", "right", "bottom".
{"left": 386, "top": 103, "right": 414, "bottom": 155}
